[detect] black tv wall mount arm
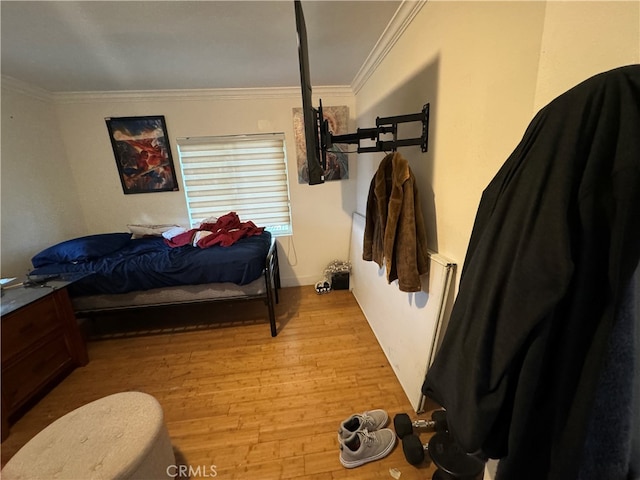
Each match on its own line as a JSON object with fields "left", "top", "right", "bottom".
{"left": 319, "top": 101, "right": 430, "bottom": 155}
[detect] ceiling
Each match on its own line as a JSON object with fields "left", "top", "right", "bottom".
{"left": 1, "top": 1, "right": 402, "bottom": 93}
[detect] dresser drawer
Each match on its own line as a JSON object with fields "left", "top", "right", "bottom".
{"left": 2, "top": 295, "right": 62, "bottom": 362}
{"left": 1, "top": 282, "right": 88, "bottom": 441}
{"left": 1, "top": 333, "right": 74, "bottom": 412}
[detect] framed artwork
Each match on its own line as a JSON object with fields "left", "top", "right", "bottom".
{"left": 105, "top": 115, "right": 179, "bottom": 194}
{"left": 293, "top": 105, "right": 349, "bottom": 183}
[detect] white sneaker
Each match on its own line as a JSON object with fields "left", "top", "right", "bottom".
{"left": 338, "top": 409, "right": 389, "bottom": 442}
{"left": 339, "top": 428, "right": 396, "bottom": 468}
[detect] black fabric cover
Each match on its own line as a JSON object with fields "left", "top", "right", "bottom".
{"left": 577, "top": 264, "right": 639, "bottom": 480}
{"left": 421, "top": 64, "right": 640, "bottom": 479}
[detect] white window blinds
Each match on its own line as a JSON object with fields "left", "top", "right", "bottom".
{"left": 176, "top": 133, "right": 292, "bottom": 236}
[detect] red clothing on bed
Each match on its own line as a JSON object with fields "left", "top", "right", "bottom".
{"left": 166, "top": 212, "right": 264, "bottom": 248}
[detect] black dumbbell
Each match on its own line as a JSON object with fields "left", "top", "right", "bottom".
{"left": 402, "top": 433, "right": 429, "bottom": 465}
{"left": 401, "top": 431, "right": 485, "bottom": 480}
{"left": 394, "top": 409, "right": 448, "bottom": 438}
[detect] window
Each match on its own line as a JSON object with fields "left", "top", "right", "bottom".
{"left": 176, "top": 133, "right": 292, "bottom": 236}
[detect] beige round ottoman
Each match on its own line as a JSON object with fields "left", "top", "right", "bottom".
{"left": 2, "top": 391, "right": 175, "bottom": 480}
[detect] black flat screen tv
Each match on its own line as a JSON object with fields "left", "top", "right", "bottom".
{"left": 294, "top": 0, "right": 325, "bottom": 185}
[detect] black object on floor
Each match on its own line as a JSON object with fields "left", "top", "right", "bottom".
{"left": 393, "top": 410, "right": 448, "bottom": 439}
{"left": 401, "top": 430, "right": 485, "bottom": 479}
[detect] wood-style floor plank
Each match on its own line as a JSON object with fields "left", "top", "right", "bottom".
{"left": 1, "top": 287, "right": 441, "bottom": 479}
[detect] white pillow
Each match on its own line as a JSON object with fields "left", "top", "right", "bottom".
{"left": 127, "top": 224, "right": 182, "bottom": 239}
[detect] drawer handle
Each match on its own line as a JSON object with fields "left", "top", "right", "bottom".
{"left": 18, "top": 322, "right": 35, "bottom": 334}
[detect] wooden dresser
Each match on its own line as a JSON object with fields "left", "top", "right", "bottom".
{"left": 1, "top": 278, "right": 88, "bottom": 441}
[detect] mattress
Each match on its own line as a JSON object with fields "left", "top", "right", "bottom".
{"left": 30, "top": 231, "right": 272, "bottom": 296}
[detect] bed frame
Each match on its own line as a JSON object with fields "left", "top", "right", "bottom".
{"left": 72, "top": 240, "right": 281, "bottom": 337}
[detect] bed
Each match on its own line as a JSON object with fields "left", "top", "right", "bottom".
{"left": 29, "top": 228, "right": 281, "bottom": 337}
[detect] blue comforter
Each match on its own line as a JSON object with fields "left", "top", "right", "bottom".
{"left": 30, "top": 232, "right": 272, "bottom": 296}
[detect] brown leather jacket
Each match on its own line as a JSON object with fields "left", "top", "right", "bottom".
{"left": 363, "top": 152, "right": 428, "bottom": 292}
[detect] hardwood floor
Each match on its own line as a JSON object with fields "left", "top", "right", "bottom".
{"left": 1, "top": 286, "right": 442, "bottom": 479}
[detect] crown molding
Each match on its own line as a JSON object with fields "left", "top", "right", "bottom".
{"left": 51, "top": 85, "right": 353, "bottom": 104}
{"left": 1, "top": 76, "right": 53, "bottom": 102}
{"left": 351, "top": 0, "right": 427, "bottom": 95}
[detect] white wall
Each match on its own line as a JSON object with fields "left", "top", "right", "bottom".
{"left": 355, "top": 0, "right": 639, "bottom": 289}
{"left": 356, "top": 0, "right": 547, "bottom": 271}
{"left": 535, "top": 1, "right": 640, "bottom": 111}
{"left": 1, "top": 82, "right": 87, "bottom": 277}
{"left": 1, "top": 85, "right": 357, "bottom": 286}
{"left": 353, "top": 7, "right": 546, "bottom": 472}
